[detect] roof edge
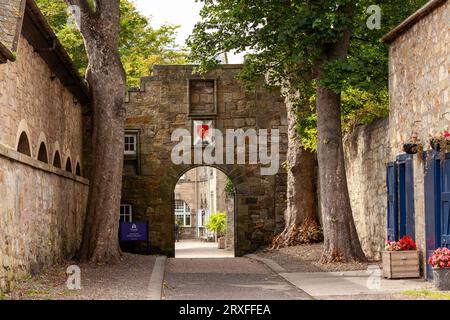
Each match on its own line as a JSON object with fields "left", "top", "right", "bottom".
{"left": 382, "top": 0, "right": 447, "bottom": 43}
{"left": 24, "top": 0, "right": 89, "bottom": 104}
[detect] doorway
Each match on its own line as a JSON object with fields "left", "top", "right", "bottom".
{"left": 173, "top": 166, "right": 235, "bottom": 258}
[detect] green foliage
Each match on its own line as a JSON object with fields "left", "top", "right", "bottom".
{"left": 206, "top": 212, "right": 227, "bottom": 237}
{"left": 224, "top": 178, "right": 234, "bottom": 196}
{"left": 187, "top": 0, "right": 428, "bottom": 149}
{"left": 36, "top": 0, "right": 188, "bottom": 87}
{"left": 175, "top": 217, "right": 184, "bottom": 231}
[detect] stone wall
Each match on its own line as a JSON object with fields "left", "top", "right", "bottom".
{"left": 0, "top": 145, "right": 88, "bottom": 292}
{"left": 387, "top": 0, "right": 449, "bottom": 274}
{"left": 123, "top": 65, "right": 288, "bottom": 257}
{"left": 0, "top": 34, "right": 89, "bottom": 292}
{"left": 0, "top": 35, "right": 85, "bottom": 175}
{"left": 343, "top": 118, "right": 390, "bottom": 260}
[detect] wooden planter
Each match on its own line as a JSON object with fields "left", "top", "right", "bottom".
{"left": 382, "top": 251, "right": 420, "bottom": 279}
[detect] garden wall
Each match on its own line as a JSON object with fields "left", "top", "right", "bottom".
{"left": 344, "top": 118, "right": 390, "bottom": 260}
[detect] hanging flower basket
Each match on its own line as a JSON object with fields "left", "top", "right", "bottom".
{"left": 402, "top": 132, "right": 422, "bottom": 155}
{"left": 430, "top": 138, "right": 442, "bottom": 152}
{"left": 403, "top": 143, "right": 421, "bottom": 155}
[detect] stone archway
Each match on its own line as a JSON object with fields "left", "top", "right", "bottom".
{"left": 170, "top": 164, "right": 238, "bottom": 256}
{"left": 122, "top": 65, "right": 288, "bottom": 257}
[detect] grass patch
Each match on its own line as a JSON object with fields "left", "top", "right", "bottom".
{"left": 402, "top": 289, "right": 450, "bottom": 300}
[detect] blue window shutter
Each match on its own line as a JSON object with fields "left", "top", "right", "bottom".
{"left": 387, "top": 162, "right": 398, "bottom": 241}
{"left": 441, "top": 155, "right": 450, "bottom": 247}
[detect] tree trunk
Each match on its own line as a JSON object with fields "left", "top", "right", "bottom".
{"left": 316, "top": 31, "right": 366, "bottom": 263}
{"left": 69, "top": 1, "right": 126, "bottom": 263}
{"left": 271, "top": 95, "right": 320, "bottom": 249}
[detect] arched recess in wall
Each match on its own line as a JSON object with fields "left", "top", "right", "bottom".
{"left": 74, "top": 156, "right": 82, "bottom": 176}
{"left": 53, "top": 150, "right": 62, "bottom": 168}
{"left": 52, "top": 142, "right": 62, "bottom": 168}
{"left": 17, "top": 132, "right": 31, "bottom": 156}
{"left": 36, "top": 132, "right": 49, "bottom": 163}
{"left": 15, "top": 120, "right": 32, "bottom": 157}
{"left": 65, "top": 157, "right": 73, "bottom": 173}
{"left": 37, "top": 142, "right": 48, "bottom": 163}
{"left": 75, "top": 162, "right": 81, "bottom": 176}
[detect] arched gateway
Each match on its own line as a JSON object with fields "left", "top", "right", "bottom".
{"left": 122, "top": 65, "right": 288, "bottom": 257}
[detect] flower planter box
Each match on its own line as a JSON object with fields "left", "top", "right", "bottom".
{"left": 433, "top": 268, "right": 450, "bottom": 291}
{"left": 382, "top": 251, "right": 420, "bottom": 279}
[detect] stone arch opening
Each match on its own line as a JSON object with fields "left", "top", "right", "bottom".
{"left": 53, "top": 150, "right": 62, "bottom": 168}
{"left": 17, "top": 132, "right": 31, "bottom": 156}
{"left": 75, "top": 162, "right": 81, "bottom": 176}
{"left": 37, "top": 142, "right": 48, "bottom": 163}
{"left": 65, "top": 157, "right": 72, "bottom": 173}
{"left": 171, "top": 165, "right": 237, "bottom": 258}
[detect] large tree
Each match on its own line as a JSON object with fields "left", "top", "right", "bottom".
{"left": 63, "top": 0, "right": 125, "bottom": 263}
{"left": 37, "top": 0, "right": 187, "bottom": 86}
{"left": 188, "top": 0, "right": 427, "bottom": 262}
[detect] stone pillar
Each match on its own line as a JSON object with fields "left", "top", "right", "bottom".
{"left": 225, "top": 195, "right": 235, "bottom": 251}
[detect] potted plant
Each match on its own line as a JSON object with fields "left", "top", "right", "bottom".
{"left": 428, "top": 247, "right": 450, "bottom": 291}
{"left": 206, "top": 212, "right": 227, "bottom": 249}
{"left": 382, "top": 235, "right": 420, "bottom": 279}
{"left": 403, "top": 132, "right": 422, "bottom": 155}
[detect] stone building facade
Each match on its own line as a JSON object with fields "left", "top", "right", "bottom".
{"left": 122, "top": 65, "right": 288, "bottom": 257}
{"left": 0, "top": 0, "right": 90, "bottom": 292}
{"left": 345, "top": 0, "right": 449, "bottom": 275}
{"left": 382, "top": 0, "right": 449, "bottom": 279}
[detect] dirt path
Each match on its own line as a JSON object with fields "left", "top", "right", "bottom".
{"left": 5, "top": 253, "right": 157, "bottom": 300}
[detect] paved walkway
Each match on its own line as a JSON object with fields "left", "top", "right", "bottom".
{"left": 163, "top": 257, "right": 311, "bottom": 300}
{"left": 175, "top": 240, "right": 234, "bottom": 258}
{"left": 249, "top": 254, "right": 432, "bottom": 299}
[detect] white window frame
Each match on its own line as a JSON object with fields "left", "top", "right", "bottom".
{"left": 174, "top": 199, "right": 191, "bottom": 227}
{"left": 124, "top": 134, "right": 137, "bottom": 155}
{"left": 120, "top": 204, "right": 133, "bottom": 222}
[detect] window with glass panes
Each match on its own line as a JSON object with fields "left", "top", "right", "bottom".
{"left": 120, "top": 204, "right": 132, "bottom": 222}
{"left": 124, "top": 134, "right": 137, "bottom": 155}
{"left": 174, "top": 200, "right": 191, "bottom": 227}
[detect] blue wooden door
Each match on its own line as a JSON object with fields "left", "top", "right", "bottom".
{"left": 424, "top": 152, "right": 442, "bottom": 280}
{"left": 398, "top": 156, "right": 415, "bottom": 239}
{"left": 387, "top": 162, "right": 398, "bottom": 241}
{"left": 441, "top": 155, "right": 450, "bottom": 247}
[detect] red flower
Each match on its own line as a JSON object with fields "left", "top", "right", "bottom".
{"left": 429, "top": 247, "right": 450, "bottom": 269}
{"left": 398, "top": 235, "right": 417, "bottom": 250}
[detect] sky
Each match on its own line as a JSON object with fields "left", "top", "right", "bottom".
{"left": 133, "top": 0, "right": 245, "bottom": 63}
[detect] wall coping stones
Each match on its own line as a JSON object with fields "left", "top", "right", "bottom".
{"left": 0, "top": 143, "right": 89, "bottom": 185}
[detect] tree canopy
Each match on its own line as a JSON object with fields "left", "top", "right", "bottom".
{"left": 187, "top": 0, "right": 427, "bottom": 149}
{"left": 36, "top": 0, "right": 188, "bottom": 87}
